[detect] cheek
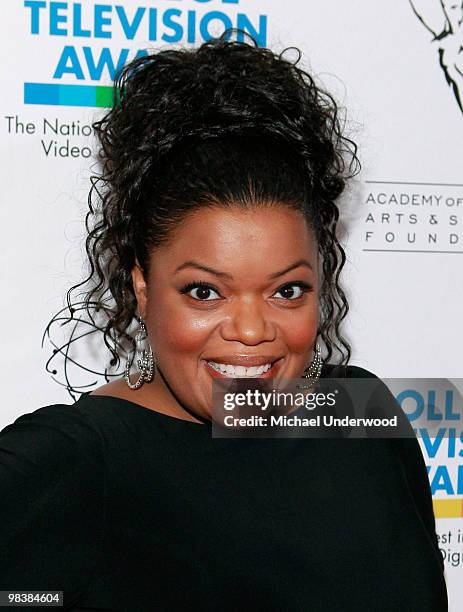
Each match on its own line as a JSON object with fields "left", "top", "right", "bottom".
{"left": 280, "top": 307, "right": 318, "bottom": 356}
{"left": 148, "top": 300, "right": 213, "bottom": 356}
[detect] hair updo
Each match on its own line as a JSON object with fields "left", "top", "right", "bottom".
{"left": 54, "top": 29, "right": 359, "bottom": 388}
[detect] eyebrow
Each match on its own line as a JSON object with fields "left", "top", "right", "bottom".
{"left": 174, "top": 259, "right": 313, "bottom": 280}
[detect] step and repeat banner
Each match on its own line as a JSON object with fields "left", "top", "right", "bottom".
{"left": 1, "top": 0, "right": 462, "bottom": 608}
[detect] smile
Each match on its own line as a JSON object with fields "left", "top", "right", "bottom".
{"left": 207, "top": 361, "right": 273, "bottom": 377}
{"left": 204, "top": 356, "right": 282, "bottom": 379}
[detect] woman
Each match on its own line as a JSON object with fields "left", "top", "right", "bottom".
{"left": 0, "top": 31, "right": 447, "bottom": 611}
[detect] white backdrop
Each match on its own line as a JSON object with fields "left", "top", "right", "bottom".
{"left": 1, "top": 0, "right": 462, "bottom": 608}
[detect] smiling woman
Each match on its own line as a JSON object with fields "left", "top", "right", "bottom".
{"left": 0, "top": 29, "right": 447, "bottom": 611}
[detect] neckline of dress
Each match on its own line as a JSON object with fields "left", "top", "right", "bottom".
{"left": 78, "top": 363, "right": 345, "bottom": 429}
{"left": 79, "top": 392, "right": 211, "bottom": 428}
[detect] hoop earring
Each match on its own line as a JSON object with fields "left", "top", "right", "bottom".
{"left": 302, "top": 343, "right": 322, "bottom": 382}
{"left": 124, "top": 318, "right": 156, "bottom": 390}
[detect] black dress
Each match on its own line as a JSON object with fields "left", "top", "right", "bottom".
{"left": 0, "top": 365, "right": 448, "bottom": 611}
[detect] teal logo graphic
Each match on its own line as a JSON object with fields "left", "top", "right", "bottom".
{"left": 24, "top": 0, "right": 268, "bottom": 107}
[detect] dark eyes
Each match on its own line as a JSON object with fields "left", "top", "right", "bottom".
{"left": 181, "top": 283, "right": 221, "bottom": 301}
{"left": 179, "top": 281, "right": 311, "bottom": 302}
{"left": 273, "top": 285, "right": 306, "bottom": 300}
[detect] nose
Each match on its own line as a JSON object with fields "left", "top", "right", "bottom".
{"left": 220, "top": 297, "right": 276, "bottom": 345}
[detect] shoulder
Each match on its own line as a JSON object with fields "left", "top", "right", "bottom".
{"left": 321, "top": 362, "right": 417, "bottom": 438}
{"left": 1, "top": 400, "right": 102, "bottom": 439}
{"left": 321, "top": 362, "right": 380, "bottom": 379}
{"left": 0, "top": 401, "right": 105, "bottom": 475}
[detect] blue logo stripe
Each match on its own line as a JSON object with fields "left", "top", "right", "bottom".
{"left": 24, "top": 83, "right": 60, "bottom": 105}
{"left": 24, "top": 82, "right": 100, "bottom": 107}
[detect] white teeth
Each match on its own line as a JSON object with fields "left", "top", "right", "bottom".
{"left": 246, "top": 366, "right": 260, "bottom": 376}
{"left": 207, "top": 361, "right": 273, "bottom": 377}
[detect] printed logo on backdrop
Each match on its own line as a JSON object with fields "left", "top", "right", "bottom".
{"left": 3, "top": 1, "right": 268, "bottom": 159}
{"left": 358, "top": 2, "right": 463, "bottom": 256}
{"left": 409, "top": 0, "right": 463, "bottom": 114}
{"left": 22, "top": 0, "right": 267, "bottom": 107}
{"left": 361, "top": 180, "right": 463, "bottom": 254}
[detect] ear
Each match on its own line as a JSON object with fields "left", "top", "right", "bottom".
{"left": 131, "top": 259, "right": 148, "bottom": 320}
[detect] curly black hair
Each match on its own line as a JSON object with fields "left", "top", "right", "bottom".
{"left": 45, "top": 29, "right": 360, "bottom": 395}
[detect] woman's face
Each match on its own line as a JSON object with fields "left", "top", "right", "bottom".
{"left": 132, "top": 205, "right": 319, "bottom": 421}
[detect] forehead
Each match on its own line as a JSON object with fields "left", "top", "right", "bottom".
{"left": 150, "top": 205, "right": 318, "bottom": 274}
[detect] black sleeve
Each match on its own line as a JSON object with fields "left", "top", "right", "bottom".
{"left": 346, "top": 366, "right": 444, "bottom": 572}
{"left": 0, "top": 404, "right": 105, "bottom": 610}
{"left": 395, "top": 435, "right": 444, "bottom": 571}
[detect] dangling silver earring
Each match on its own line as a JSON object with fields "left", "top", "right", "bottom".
{"left": 124, "top": 318, "right": 156, "bottom": 390}
{"left": 302, "top": 343, "right": 322, "bottom": 383}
